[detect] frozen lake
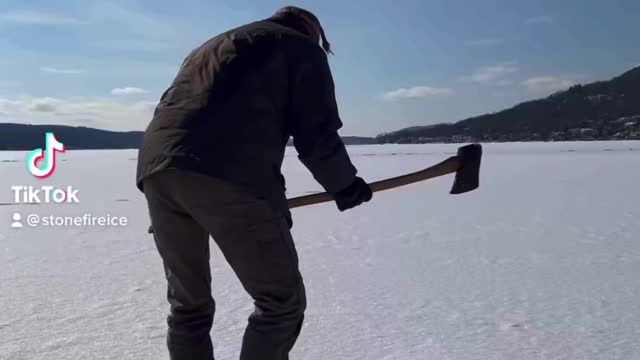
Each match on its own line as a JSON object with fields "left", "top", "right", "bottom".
{"left": 1, "top": 141, "right": 639, "bottom": 360}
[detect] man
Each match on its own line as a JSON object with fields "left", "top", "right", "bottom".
{"left": 136, "top": 6, "right": 373, "bottom": 360}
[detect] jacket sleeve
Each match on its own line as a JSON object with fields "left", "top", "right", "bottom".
{"left": 287, "top": 47, "right": 358, "bottom": 194}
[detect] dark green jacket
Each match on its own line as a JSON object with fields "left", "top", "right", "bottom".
{"left": 136, "top": 19, "right": 357, "bottom": 216}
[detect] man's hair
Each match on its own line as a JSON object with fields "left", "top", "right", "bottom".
{"left": 270, "top": 6, "right": 333, "bottom": 55}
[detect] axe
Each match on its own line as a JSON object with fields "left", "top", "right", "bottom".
{"left": 288, "top": 143, "right": 482, "bottom": 209}
{"left": 148, "top": 144, "right": 481, "bottom": 233}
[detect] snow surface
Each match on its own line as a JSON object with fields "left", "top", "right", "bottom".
{"left": 1, "top": 141, "right": 639, "bottom": 360}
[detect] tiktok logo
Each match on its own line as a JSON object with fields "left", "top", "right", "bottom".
{"left": 10, "top": 133, "right": 80, "bottom": 207}
{"left": 27, "top": 132, "right": 66, "bottom": 179}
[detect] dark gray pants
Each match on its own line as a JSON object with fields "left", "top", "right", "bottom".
{"left": 143, "top": 169, "right": 306, "bottom": 360}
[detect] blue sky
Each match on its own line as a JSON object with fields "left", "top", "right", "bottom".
{"left": 0, "top": 0, "right": 638, "bottom": 136}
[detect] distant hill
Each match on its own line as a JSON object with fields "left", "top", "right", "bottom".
{"left": 287, "top": 136, "right": 376, "bottom": 146}
{"left": 0, "top": 123, "right": 375, "bottom": 150}
{"left": 376, "top": 66, "right": 640, "bottom": 143}
{"left": 0, "top": 123, "right": 143, "bottom": 150}
{"left": 338, "top": 136, "right": 377, "bottom": 145}
{"left": 5, "top": 66, "right": 639, "bottom": 150}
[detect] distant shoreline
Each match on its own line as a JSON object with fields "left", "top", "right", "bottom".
{"left": 1, "top": 138, "right": 639, "bottom": 152}
{"left": 3, "top": 66, "right": 639, "bottom": 150}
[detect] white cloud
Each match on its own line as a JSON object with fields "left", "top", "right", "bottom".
{"left": 90, "top": 3, "right": 177, "bottom": 40}
{"left": 0, "top": 96, "right": 156, "bottom": 130}
{"left": 0, "top": 11, "right": 83, "bottom": 25}
{"left": 86, "top": 3, "right": 184, "bottom": 52}
{"left": 90, "top": 39, "right": 174, "bottom": 52}
{"left": 465, "top": 38, "right": 503, "bottom": 46}
{"left": 460, "top": 62, "right": 519, "bottom": 85}
{"left": 525, "top": 16, "right": 554, "bottom": 25}
{"left": 382, "top": 86, "right": 453, "bottom": 102}
{"left": 111, "top": 87, "right": 148, "bottom": 95}
{"left": 28, "top": 97, "right": 63, "bottom": 112}
{"left": 521, "top": 76, "right": 575, "bottom": 95}
{"left": 1, "top": 5, "right": 187, "bottom": 52}
{"left": 40, "top": 67, "right": 85, "bottom": 74}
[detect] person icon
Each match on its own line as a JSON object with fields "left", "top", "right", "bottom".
{"left": 11, "top": 213, "right": 23, "bottom": 228}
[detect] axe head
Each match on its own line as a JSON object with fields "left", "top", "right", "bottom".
{"left": 450, "top": 143, "right": 482, "bottom": 194}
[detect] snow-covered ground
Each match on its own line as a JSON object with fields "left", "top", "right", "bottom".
{"left": 1, "top": 141, "right": 639, "bottom": 360}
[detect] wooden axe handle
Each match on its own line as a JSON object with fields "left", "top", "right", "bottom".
{"left": 148, "top": 156, "right": 461, "bottom": 234}
{"left": 288, "top": 156, "right": 460, "bottom": 209}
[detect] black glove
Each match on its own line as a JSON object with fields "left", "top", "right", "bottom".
{"left": 332, "top": 177, "right": 373, "bottom": 212}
